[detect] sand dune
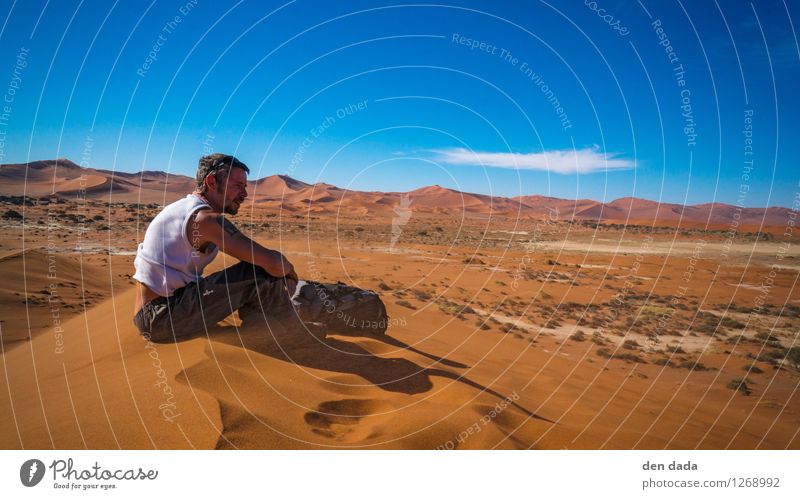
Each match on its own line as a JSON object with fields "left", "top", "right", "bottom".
{"left": 0, "top": 159, "right": 86, "bottom": 197}
{"left": 2, "top": 159, "right": 792, "bottom": 227}
{"left": 0, "top": 287, "right": 221, "bottom": 449}
{"left": 0, "top": 273, "right": 546, "bottom": 449}
{"left": 0, "top": 159, "right": 196, "bottom": 203}
{"left": 249, "top": 174, "right": 312, "bottom": 197}
{"left": 0, "top": 249, "right": 113, "bottom": 344}
{"left": 55, "top": 174, "right": 108, "bottom": 194}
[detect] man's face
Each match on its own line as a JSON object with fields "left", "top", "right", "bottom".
{"left": 214, "top": 167, "right": 248, "bottom": 215}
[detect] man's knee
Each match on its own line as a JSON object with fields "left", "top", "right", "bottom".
{"left": 252, "top": 264, "right": 278, "bottom": 283}
{"left": 227, "top": 260, "right": 271, "bottom": 282}
{"left": 251, "top": 267, "right": 286, "bottom": 296}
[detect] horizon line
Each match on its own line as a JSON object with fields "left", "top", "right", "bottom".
{"left": 0, "top": 157, "right": 792, "bottom": 211}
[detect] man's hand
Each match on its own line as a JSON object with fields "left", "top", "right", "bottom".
{"left": 284, "top": 268, "right": 299, "bottom": 297}
{"left": 285, "top": 276, "right": 298, "bottom": 298}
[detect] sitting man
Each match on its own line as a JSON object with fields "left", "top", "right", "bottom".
{"left": 133, "top": 153, "right": 387, "bottom": 344}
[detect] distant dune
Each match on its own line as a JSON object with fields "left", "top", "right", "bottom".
{"left": 0, "top": 158, "right": 792, "bottom": 227}
{"left": 0, "top": 159, "right": 195, "bottom": 204}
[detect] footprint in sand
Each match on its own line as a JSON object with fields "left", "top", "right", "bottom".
{"left": 304, "top": 399, "right": 394, "bottom": 442}
{"left": 470, "top": 403, "right": 542, "bottom": 448}
{"left": 317, "top": 374, "right": 378, "bottom": 396}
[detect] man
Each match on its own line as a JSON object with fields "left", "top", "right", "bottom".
{"left": 133, "top": 153, "right": 311, "bottom": 344}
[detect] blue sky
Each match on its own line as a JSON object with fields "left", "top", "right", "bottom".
{"left": 0, "top": 0, "right": 797, "bottom": 207}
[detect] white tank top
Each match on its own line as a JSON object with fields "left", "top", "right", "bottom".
{"left": 133, "top": 194, "right": 219, "bottom": 296}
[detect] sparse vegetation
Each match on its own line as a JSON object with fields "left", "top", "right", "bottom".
{"left": 664, "top": 344, "right": 685, "bottom": 354}
{"left": 787, "top": 347, "right": 800, "bottom": 370}
{"left": 462, "top": 257, "right": 485, "bottom": 265}
{"left": 727, "top": 377, "right": 752, "bottom": 395}
{"left": 2, "top": 209, "right": 22, "bottom": 220}
{"left": 475, "top": 319, "right": 491, "bottom": 331}
{"left": 499, "top": 323, "right": 516, "bottom": 334}
{"left": 678, "top": 359, "right": 712, "bottom": 371}
{"left": 743, "top": 364, "right": 764, "bottom": 374}
{"left": 754, "top": 331, "right": 780, "bottom": 344}
{"left": 726, "top": 334, "right": 747, "bottom": 345}
{"left": 569, "top": 330, "right": 586, "bottom": 342}
{"left": 720, "top": 316, "right": 745, "bottom": 329}
{"left": 410, "top": 289, "right": 431, "bottom": 301}
{"left": 596, "top": 348, "right": 645, "bottom": 363}
{"left": 622, "top": 339, "right": 640, "bottom": 350}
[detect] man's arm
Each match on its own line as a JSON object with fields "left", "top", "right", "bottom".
{"left": 192, "top": 209, "right": 296, "bottom": 279}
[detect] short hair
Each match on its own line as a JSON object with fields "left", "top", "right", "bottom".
{"left": 196, "top": 153, "right": 250, "bottom": 192}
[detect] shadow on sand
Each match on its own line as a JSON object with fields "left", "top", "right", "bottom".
{"left": 198, "top": 322, "right": 555, "bottom": 424}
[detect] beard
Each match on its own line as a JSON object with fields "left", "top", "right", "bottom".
{"left": 215, "top": 185, "right": 243, "bottom": 215}
{"left": 224, "top": 199, "right": 241, "bottom": 215}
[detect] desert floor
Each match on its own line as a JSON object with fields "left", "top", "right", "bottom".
{"left": 1, "top": 197, "right": 799, "bottom": 449}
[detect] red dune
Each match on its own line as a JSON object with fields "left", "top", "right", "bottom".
{"left": 0, "top": 158, "right": 793, "bottom": 227}
{"left": 250, "top": 174, "right": 312, "bottom": 198}
{"left": 55, "top": 174, "right": 108, "bottom": 194}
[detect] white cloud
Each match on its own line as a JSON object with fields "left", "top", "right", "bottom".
{"left": 431, "top": 146, "right": 635, "bottom": 174}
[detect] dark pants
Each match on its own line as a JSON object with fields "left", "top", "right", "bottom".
{"left": 133, "top": 261, "right": 295, "bottom": 343}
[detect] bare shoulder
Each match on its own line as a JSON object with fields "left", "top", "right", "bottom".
{"left": 191, "top": 208, "right": 216, "bottom": 232}
{"left": 192, "top": 208, "right": 215, "bottom": 226}
{"left": 194, "top": 209, "right": 241, "bottom": 238}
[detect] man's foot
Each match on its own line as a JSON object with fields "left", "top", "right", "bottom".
{"left": 292, "top": 281, "right": 389, "bottom": 335}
